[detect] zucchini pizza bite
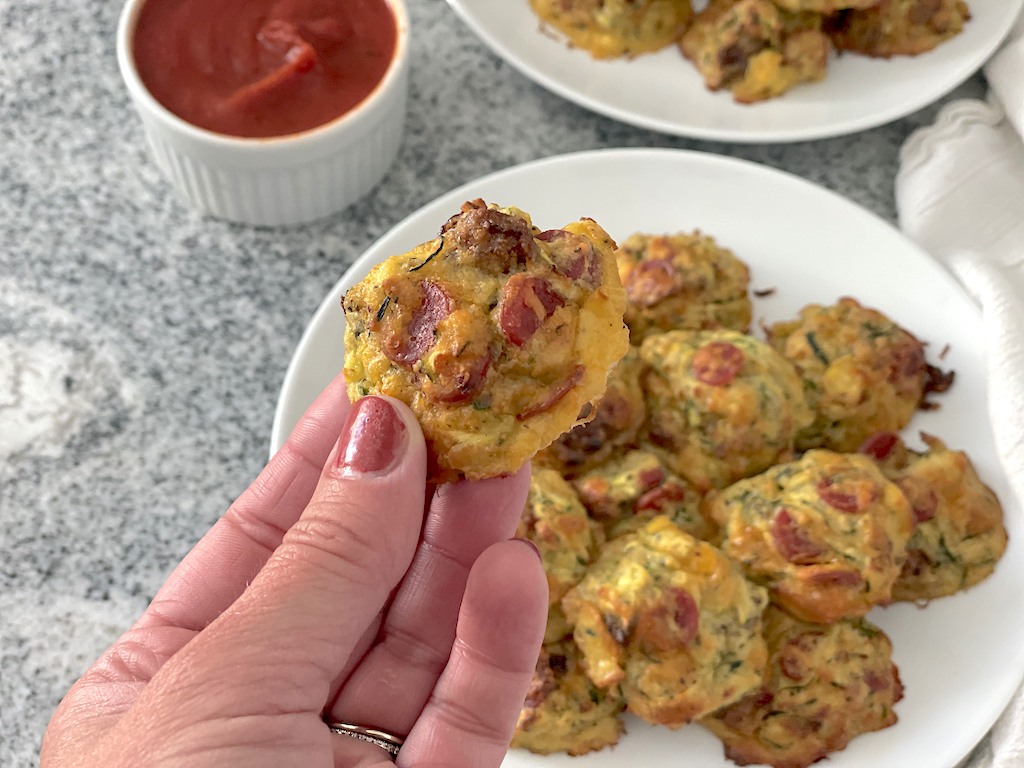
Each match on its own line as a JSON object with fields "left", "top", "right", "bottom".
{"left": 640, "top": 330, "right": 814, "bottom": 492}
{"left": 573, "top": 449, "right": 713, "bottom": 541}
{"left": 826, "top": 0, "right": 970, "bottom": 57}
{"left": 616, "top": 231, "right": 753, "bottom": 344}
{"left": 561, "top": 517, "right": 769, "bottom": 728}
{"left": 706, "top": 451, "right": 913, "bottom": 623}
{"left": 512, "top": 641, "right": 626, "bottom": 756}
{"left": 860, "top": 431, "right": 1008, "bottom": 603}
{"left": 772, "top": 0, "right": 879, "bottom": 11}
{"left": 342, "top": 200, "right": 629, "bottom": 482}
{"left": 703, "top": 607, "right": 903, "bottom": 768}
{"left": 680, "top": 0, "right": 831, "bottom": 104}
{"left": 535, "top": 346, "right": 646, "bottom": 478}
{"left": 530, "top": 0, "right": 693, "bottom": 59}
{"left": 767, "top": 298, "right": 951, "bottom": 453}
{"left": 517, "top": 468, "right": 603, "bottom": 643}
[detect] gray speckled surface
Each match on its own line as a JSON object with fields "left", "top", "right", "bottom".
{"left": 0, "top": 0, "right": 989, "bottom": 765}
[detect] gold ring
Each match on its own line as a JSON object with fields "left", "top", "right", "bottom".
{"left": 325, "top": 721, "right": 404, "bottom": 757}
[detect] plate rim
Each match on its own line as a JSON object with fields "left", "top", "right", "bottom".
{"left": 270, "top": 147, "right": 1023, "bottom": 768}
{"left": 442, "top": 0, "right": 1023, "bottom": 143}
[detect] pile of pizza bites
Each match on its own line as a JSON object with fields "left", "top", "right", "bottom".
{"left": 528, "top": 0, "right": 972, "bottom": 103}
{"left": 342, "top": 202, "right": 1008, "bottom": 768}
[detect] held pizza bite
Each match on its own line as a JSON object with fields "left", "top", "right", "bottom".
{"left": 342, "top": 200, "right": 629, "bottom": 482}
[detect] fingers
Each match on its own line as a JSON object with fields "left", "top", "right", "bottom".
{"left": 327, "top": 467, "right": 532, "bottom": 734}
{"left": 399, "top": 540, "right": 548, "bottom": 768}
{"left": 137, "top": 372, "right": 353, "bottom": 634}
{"left": 143, "top": 395, "right": 429, "bottom": 720}
{"left": 42, "top": 375, "right": 357, "bottom": 764}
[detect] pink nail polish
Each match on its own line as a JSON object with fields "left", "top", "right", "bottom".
{"left": 513, "top": 536, "right": 542, "bottom": 561}
{"left": 337, "top": 397, "right": 406, "bottom": 473}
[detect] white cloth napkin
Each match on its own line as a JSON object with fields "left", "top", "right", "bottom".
{"left": 896, "top": 15, "right": 1024, "bottom": 768}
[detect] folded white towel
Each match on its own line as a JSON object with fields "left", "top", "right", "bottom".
{"left": 896, "top": 15, "right": 1024, "bottom": 768}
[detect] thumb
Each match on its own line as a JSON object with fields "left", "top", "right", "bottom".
{"left": 146, "top": 395, "right": 429, "bottom": 721}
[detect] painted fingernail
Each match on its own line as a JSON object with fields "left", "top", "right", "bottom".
{"left": 337, "top": 397, "right": 406, "bottom": 474}
{"left": 513, "top": 537, "right": 542, "bottom": 561}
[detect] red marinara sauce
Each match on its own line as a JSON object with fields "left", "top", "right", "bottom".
{"left": 133, "top": 0, "right": 398, "bottom": 139}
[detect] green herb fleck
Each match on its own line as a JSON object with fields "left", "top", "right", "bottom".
{"left": 410, "top": 238, "right": 444, "bottom": 272}
{"left": 806, "top": 331, "right": 830, "bottom": 366}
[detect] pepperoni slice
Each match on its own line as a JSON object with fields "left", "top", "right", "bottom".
{"left": 779, "top": 648, "right": 804, "bottom": 681}
{"left": 858, "top": 432, "right": 900, "bottom": 461}
{"left": 382, "top": 280, "right": 452, "bottom": 365}
{"left": 637, "top": 466, "right": 666, "bottom": 492}
{"left": 624, "top": 258, "right": 682, "bottom": 308}
{"left": 771, "top": 509, "right": 826, "bottom": 564}
{"left": 888, "top": 341, "right": 926, "bottom": 383}
{"left": 719, "top": 689, "right": 774, "bottom": 729}
{"left": 535, "top": 229, "right": 563, "bottom": 242}
{"left": 669, "top": 588, "right": 699, "bottom": 646}
{"left": 516, "top": 366, "right": 585, "bottom": 421}
{"left": 864, "top": 670, "right": 890, "bottom": 693}
{"left": 647, "top": 426, "right": 676, "bottom": 449}
{"left": 896, "top": 476, "right": 939, "bottom": 524}
{"left": 636, "top": 481, "right": 690, "bottom": 512}
{"left": 909, "top": 0, "right": 943, "bottom": 26}
{"left": 692, "top": 342, "right": 745, "bottom": 386}
{"left": 816, "top": 477, "right": 864, "bottom": 513}
{"left": 498, "top": 275, "right": 564, "bottom": 347}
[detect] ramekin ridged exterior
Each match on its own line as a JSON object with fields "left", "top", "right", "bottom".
{"left": 116, "top": 0, "right": 409, "bottom": 226}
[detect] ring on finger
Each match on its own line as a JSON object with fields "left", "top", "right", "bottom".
{"left": 326, "top": 721, "right": 404, "bottom": 758}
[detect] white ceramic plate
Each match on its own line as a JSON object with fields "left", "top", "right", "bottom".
{"left": 443, "top": 0, "right": 1022, "bottom": 143}
{"left": 271, "top": 149, "right": 1024, "bottom": 768}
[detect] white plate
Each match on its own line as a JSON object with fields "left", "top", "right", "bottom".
{"left": 443, "top": 0, "right": 1022, "bottom": 143}
{"left": 271, "top": 149, "right": 1024, "bottom": 768}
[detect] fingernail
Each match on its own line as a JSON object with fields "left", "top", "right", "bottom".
{"left": 513, "top": 537, "right": 542, "bottom": 561}
{"left": 336, "top": 397, "right": 406, "bottom": 474}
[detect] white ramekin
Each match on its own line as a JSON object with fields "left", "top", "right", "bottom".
{"left": 116, "top": 0, "right": 409, "bottom": 226}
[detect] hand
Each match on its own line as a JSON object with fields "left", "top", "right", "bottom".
{"left": 40, "top": 374, "right": 548, "bottom": 768}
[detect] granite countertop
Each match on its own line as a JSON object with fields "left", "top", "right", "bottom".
{"left": 0, "top": 0, "right": 988, "bottom": 765}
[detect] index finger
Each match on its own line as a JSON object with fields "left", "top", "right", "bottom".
{"left": 136, "top": 372, "right": 353, "bottom": 634}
